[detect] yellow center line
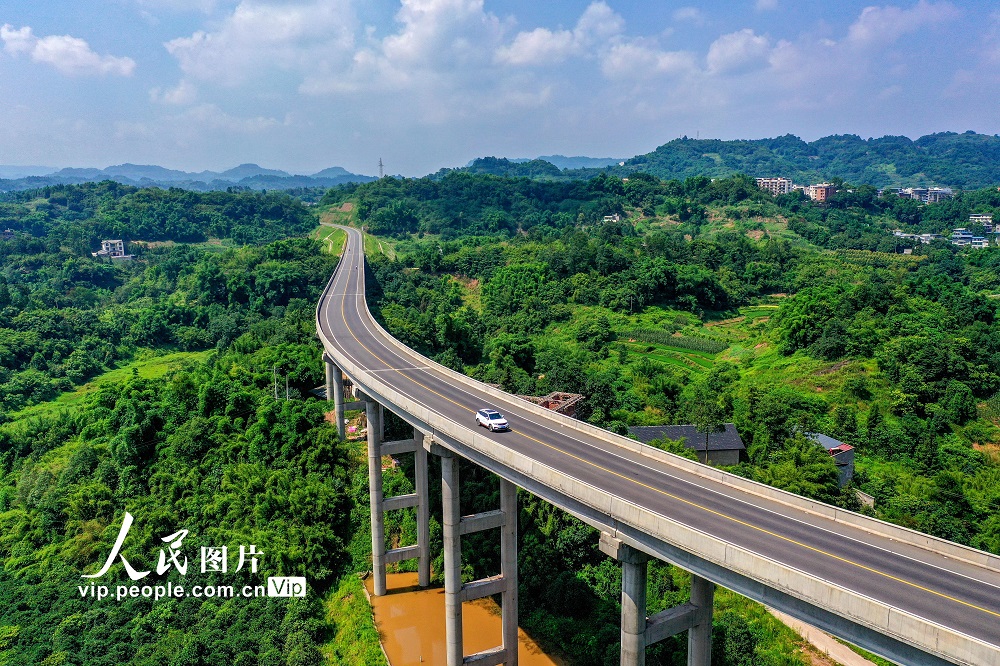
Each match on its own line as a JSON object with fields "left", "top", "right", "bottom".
{"left": 334, "top": 230, "right": 1000, "bottom": 622}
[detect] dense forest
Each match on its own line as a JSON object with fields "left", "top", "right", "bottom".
{"left": 3, "top": 172, "right": 1000, "bottom": 666}
{"left": 0, "top": 184, "right": 360, "bottom": 664}
{"left": 445, "top": 132, "right": 1000, "bottom": 190}
{"left": 0, "top": 181, "right": 316, "bottom": 246}
{"left": 0, "top": 184, "right": 324, "bottom": 416}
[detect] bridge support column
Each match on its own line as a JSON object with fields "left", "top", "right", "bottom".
{"left": 441, "top": 449, "right": 464, "bottom": 666}
{"left": 500, "top": 478, "right": 519, "bottom": 666}
{"left": 433, "top": 438, "right": 519, "bottom": 666}
{"left": 365, "top": 397, "right": 386, "bottom": 596}
{"left": 415, "top": 434, "right": 431, "bottom": 588}
{"left": 364, "top": 405, "right": 431, "bottom": 596}
{"left": 322, "top": 353, "right": 346, "bottom": 440}
{"left": 600, "top": 533, "right": 715, "bottom": 666}
{"left": 618, "top": 541, "right": 650, "bottom": 666}
{"left": 688, "top": 575, "right": 715, "bottom": 666}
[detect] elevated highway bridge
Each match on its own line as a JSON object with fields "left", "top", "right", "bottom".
{"left": 317, "top": 225, "right": 1000, "bottom": 666}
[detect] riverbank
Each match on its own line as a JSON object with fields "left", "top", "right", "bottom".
{"left": 364, "top": 572, "right": 565, "bottom": 666}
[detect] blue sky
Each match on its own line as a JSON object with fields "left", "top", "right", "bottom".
{"left": 1, "top": 0, "right": 998, "bottom": 176}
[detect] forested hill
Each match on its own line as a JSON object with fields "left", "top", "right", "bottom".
{"left": 431, "top": 157, "right": 603, "bottom": 182}
{"left": 613, "top": 131, "right": 1000, "bottom": 189}
{"left": 436, "top": 132, "right": 1000, "bottom": 190}
{"left": 0, "top": 181, "right": 316, "bottom": 246}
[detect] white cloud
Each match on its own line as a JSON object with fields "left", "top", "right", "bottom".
{"left": 298, "top": 0, "right": 547, "bottom": 127}
{"left": 1, "top": 24, "right": 136, "bottom": 76}
{"left": 495, "top": 27, "right": 575, "bottom": 66}
{"left": 150, "top": 79, "right": 198, "bottom": 104}
{"left": 755, "top": 0, "right": 778, "bottom": 11}
{"left": 673, "top": 7, "right": 706, "bottom": 25}
{"left": 847, "top": 0, "right": 958, "bottom": 46}
{"left": 300, "top": 0, "right": 509, "bottom": 101}
{"left": 575, "top": 1, "right": 625, "bottom": 43}
{"left": 495, "top": 1, "right": 624, "bottom": 66}
{"left": 600, "top": 41, "right": 697, "bottom": 79}
{"left": 380, "top": 0, "right": 505, "bottom": 68}
{"left": 0, "top": 24, "right": 33, "bottom": 54}
{"left": 165, "top": 0, "right": 357, "bottom": 85}
{"left": 706, "top": 28, "right": 771, "bottom": 74}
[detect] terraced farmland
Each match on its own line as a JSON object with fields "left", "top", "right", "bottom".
{"left": 624, "top": 341, "right": 719, "bottom": 373}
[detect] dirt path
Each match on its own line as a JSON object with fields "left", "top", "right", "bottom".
{"left": 769, "top": 609, "right": 879, "bottom": 666}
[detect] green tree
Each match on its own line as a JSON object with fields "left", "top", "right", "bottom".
{"left": 755, "top": 434, "right": 841, "bottom": 502}
{"left": 688, "top": 380, "right": 726, "bottom": 453}
{"left": 648, "top": 436, "right": 698, "bottom": 461}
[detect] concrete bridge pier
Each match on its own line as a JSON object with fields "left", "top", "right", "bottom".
{"left": 441, "top": 448, "right": 464, "bottom": 666}
{"left": 322, "top": 353, "right": 347, "bottom": 440}
{"left": 433, "top": 439, "right": 519, "bottom": 666}
{"left": 361, "top": 393, "right": 431, "bottom": 596}
{"left": 601, "top": 533, "right": 715, "bottom": 666}
{"left": 365, "top": 397, "right": 387, "bottom": 596}
{"left": 688, "top": 575, "right": 714, "bottom": 666}
{"left": 618, "top": 539, "right": 649, "bottom": 665}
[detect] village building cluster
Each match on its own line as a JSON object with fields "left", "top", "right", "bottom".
{"left": 755, "top": 177, "right": 836, "bottom": 201}
{"left": 893, "top": 214, "right": 996, "bottom": 249}
{"left": 756, "top": 178, "right": 956, "bottom": 205}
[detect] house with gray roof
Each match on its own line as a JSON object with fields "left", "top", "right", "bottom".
{"left": 629, "top": 423, "right": 746, "bottom": 466}
{"left": 806, "top": 432, "right": 855, "bottom": 487}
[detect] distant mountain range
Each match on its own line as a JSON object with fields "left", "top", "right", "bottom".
{"left": 5, "top": 132, "right": 1000, "bottom": 195}
{"left": 0, "top": 163, "right": 376, "bottom": 194}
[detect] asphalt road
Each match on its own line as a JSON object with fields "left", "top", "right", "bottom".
{"left": 317, "top": 226, "right": 1000, "bottom": 652}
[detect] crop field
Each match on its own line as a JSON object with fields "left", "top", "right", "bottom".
{"left": 623, "top": 341, "right": 718, "bottom": 373}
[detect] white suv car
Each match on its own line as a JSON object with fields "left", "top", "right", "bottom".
{"left": 476, "top": 408, "right": 509, "bottom": 432}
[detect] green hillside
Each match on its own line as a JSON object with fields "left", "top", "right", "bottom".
{"left": 613, "top": 131, "right": 1000, "bottom": 189}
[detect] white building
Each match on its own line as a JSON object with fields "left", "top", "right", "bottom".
{"left": 901, "top": 187, "right": 953, "bottom": 204}
{"left": 951, "top": 228, "right": 991, "bottom": 249}
{"left": 970, "top": 213, "right": 994, "bottom": 232}
{"left": 756, "top": 177, "right": 793, "bottom": 196}
{"left": 951, "top": 228, "right": 973, "bottom": 246}
{"left": 92, "top": 239, "right": 133, "bottom": 260}
{"left": 892, "top": 230, "right": 944, "bottom": 244}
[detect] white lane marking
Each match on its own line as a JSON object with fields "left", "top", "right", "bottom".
{"left": 324, "top": 229, "right": 1000, "bottom": 599}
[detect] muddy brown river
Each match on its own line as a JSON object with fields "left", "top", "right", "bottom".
{"left": 365, "top": 573, "right": 565, "bottom": 665}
